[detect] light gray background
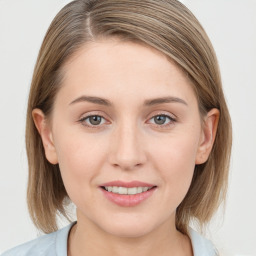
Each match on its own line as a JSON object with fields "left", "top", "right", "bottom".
{"left": 0, "top": 0, "right": 255, "bottom": 255}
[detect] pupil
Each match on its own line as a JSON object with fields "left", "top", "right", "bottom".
{"left": 154, "top": 115, "right": 166, "bottom": 125}
{"left": 89, "top": 116, "right": 101, "bottom": 125}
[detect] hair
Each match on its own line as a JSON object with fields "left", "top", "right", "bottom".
{"left": 26, "top": 0, "right": 232, "bottom": 234}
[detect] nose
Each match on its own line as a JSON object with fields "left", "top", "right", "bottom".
{"left": 108, "top": 122, "right": 147, "bottom": 171}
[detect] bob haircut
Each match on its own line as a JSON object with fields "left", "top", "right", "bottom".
{"left": 26, "top": 0, "right": 232, "bottom": 234}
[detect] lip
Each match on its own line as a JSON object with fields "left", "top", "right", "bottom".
{"left": 100, "top": 180, "right": 156, "bottom": 188}
{"left": 99, "top": 180, "right": 157, "bottom": 207}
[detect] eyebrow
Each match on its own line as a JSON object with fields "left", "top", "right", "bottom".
{"left": 69, "top": 95, "right": 188, "bottom": 107}
{"left": 69, "top": 96, "right": 111, "bottom": 106}
{"left": 144, "top": 96, "right": 188, "bottom": 106}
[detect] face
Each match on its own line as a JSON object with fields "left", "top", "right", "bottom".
{"left": 34, "top": 39, "right": 217, "bottom": 238}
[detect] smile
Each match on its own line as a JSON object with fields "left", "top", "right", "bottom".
{"left": 99, "top": 181, "right": 157, "bottom": 207}
{"left": 103, "top": 186, "right": 153, "bottom": 195}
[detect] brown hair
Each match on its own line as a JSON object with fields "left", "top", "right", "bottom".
{"left": 26, "top": 0, "right": 232, "bottom": 234}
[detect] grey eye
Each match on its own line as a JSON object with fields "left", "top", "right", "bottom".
{"left": 88, "top": 115, "right": 102, "bottom": 125}
{"left": 154, "top": 115, "right": 168, "bottom": 125}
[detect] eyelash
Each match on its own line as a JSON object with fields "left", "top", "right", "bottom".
{"left": 148, "top": 114, "right": 176, "bottom": 128}
{"left": 78, "top": 113, "right": 176, "bottom": 129}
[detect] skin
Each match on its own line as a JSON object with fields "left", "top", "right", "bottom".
{"left": 33, "top": 39, "right": 219, "bottom": 256}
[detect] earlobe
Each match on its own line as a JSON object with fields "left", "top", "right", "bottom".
{"left": 195, "top": 108, "right": 219, "bottom": 164}
{"left": 32, "top": 109, "right": 58, "bottom": 164}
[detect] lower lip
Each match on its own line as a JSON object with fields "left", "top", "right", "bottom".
{"left": 100, "top": 187, "right": 156, "bottom": 207}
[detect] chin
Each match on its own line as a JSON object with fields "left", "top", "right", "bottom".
{"left": 96, "top": 214, "right": 161, "bottom": 238}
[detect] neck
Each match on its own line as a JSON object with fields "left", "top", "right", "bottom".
{"left": 68, "top": 213, "right": 193, "bottom": 256}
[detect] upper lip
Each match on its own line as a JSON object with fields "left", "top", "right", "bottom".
{"left": 100, "top": 180, "right": 156, "bottom": 188}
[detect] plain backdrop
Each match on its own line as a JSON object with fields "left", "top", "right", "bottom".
{"left": 0, "top": 0, "right": 255, "bottom": 255}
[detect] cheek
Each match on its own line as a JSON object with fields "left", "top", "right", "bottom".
{"left": 149, "top": 131, "right": 200, "bottom": 200}
{"left": 53, "top": 131, "right": 108, "bottom": 199}
{"left": 150, "top": 129, "right": 200, "bottom": 170}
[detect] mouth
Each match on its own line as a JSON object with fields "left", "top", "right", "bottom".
{"left": 99, "top": 181, "right": 157, "bottom": 207}
{"left": 101, "top": 186, "right": 155, "bottom": 195}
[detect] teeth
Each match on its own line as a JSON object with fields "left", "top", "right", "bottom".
{"left": 128, "top": 187, "right": 137, "bottom": 195}
{"left": 112, "top": 186, "right": 119, "bottom": 193}
{"left": 104, "top": 186, "right": 152, "bottom": 195}
{"left": 118, "top": 187, "right": 128, "bottom": 194}
{"left": 137, "top": 187, "right": 143, "bottom": 193}
{"left": 142, "top": 187, "right": 148, "bottom": 192}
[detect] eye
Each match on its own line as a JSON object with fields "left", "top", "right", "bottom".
{"left": 148, "top": 114, "right": 176, "bottom": 126}
{"left": 79, "top": 115, "right": 107, "bottom": 127}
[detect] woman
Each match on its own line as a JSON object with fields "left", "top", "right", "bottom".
{"left": 2, "top": 0, "right": 232, "bottom": 255}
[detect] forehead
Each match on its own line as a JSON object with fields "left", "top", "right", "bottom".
{"left": 58, "top": 39, "right": 197, "bottom": 106}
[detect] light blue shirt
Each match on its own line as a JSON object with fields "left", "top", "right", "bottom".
{"left": 1, "top": 223, "right": 217, "bottom": 256}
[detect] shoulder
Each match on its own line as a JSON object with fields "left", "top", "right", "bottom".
{"left": 188, "top": 228, "right": 218, "bottom": 256}
{"left": 1, "top": 223, "right": 74, "bottom": 256}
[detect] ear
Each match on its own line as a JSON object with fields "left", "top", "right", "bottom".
{"left": 32, "top": 108, "right": 58, "bottom": 164}
{"left": 195, "top": 108, "right": 219, "bottom": 164}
